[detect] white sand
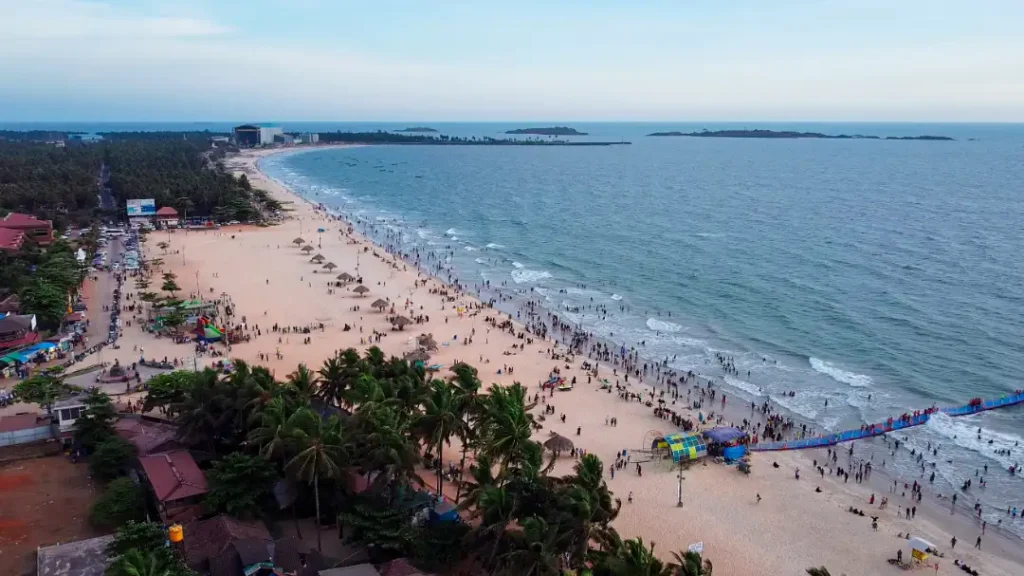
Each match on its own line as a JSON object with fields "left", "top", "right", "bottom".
{"left": 92, "top": 147, "right": 1024, "bottom": 576}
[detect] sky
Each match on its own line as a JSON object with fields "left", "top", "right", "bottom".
{"left": 2, "top": 0, "right": 1023, "bottom": 122}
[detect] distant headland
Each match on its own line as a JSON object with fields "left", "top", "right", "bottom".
{"left": 394, "top": 127, "right": 438, "bottom": 133}
{"left": 506, "top": 126, "right": 588, "bottom": 136}
{"left": 647, "top": 129, "right": 953, "bottom": 141}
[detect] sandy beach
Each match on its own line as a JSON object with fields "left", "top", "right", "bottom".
{"left": 80, "top": 146, "right": 1024, "bottom": 576}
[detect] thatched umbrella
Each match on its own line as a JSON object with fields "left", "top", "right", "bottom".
{"left": 322, "top": 262, "right": 338, "bottom": 271}
{"left": 292, "top": 237, "right": 305, "bottom": 245}
{"left": 310, "top": 254, "right": 325, "bottom": 263}
{"left": 301, "top": 245, "right": 314, "bottom": 253}
{"left": 543, "top": 433, "right": 575, "bottom": 455}
{"left": 336, "top": 272, "right": 356, "bottom": 282}
{"left": 371, "top": 298, "right": 389, "bottom": 311}
{"left": 404, "top": 348, "right": 431, "bottom": 364}
{"left": 417, "top": 333, "right": 438, "bottom": 351}
{"left": 390, "top": 315, "right": 412, "bottom": 330}
{"left": 352, "top": 285, "right": 369, "bottom": 296}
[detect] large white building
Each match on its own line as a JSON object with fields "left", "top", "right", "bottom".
{"left": 232, "top": 124, "right": 285, "bottom": 147}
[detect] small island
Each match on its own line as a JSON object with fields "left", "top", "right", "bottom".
{"left": 394, "top": 127, "right": 439, "bottom": 133}
{"left": 647, "top": 129, "right": 953, "bottom": 141}
{"left": 506, "top": 126, "right": 588, "bottom": 136}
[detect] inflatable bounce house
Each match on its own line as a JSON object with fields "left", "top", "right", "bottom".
{"left": 194, "top": 316, "right": 226, "bottom": 342}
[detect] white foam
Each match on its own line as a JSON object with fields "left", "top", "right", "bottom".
{"left": 511, "top": 269, "right": 552, "bottom": 284}
{"left": 475, "top": 257, "right": 488, "bottom": 264}
{"left": 416, "top": 229, "right": 430, "bottom": 239}
{"left": 724, "top": 375, "right": 763, "bottom": 397}
{"left": 451, "top": 237, "right": 459, "bottom": 241}
{"left": 925, "top": 414, "right": 1024, "bottom": 469}
{"left": 445, "top": 228, "right": 459, "bottom": 236}
{"left": 464, "top": 246, "right": 478, "bottom": 251}
{"left": 809, "top": 357, "right": 873, "bottom": 387}
{"left": 646, "top": 318, "right": 682, "bottom": 333}
{"left": 512, "top": 261, "right": 525, "bottom": 269}
{"left": 486, "top": 243, "right": 504, "bottom": 249}
{"left": 610, "top": 294, "right": 623, "bottom": 301}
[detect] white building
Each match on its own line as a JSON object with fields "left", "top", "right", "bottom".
{"left": 259, "top": 126, "right": 284, "bottom": 145}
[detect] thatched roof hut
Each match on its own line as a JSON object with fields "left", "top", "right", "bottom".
{"left": 301, "top": 245, "right": 314, "bottom": 253}
{"left": 337, "top": 272, "right": 356, "bottom": 282}
{"left": 323, "top": 262, "right": 337, "bottom": 271}
{"left": 371, "top": 298, "right": 389, "bottom": 311}
{"left": 390, "top": 315, "right": 412, "bottom": 330}
{"left": 416, "top": 333, "right": 438, "bottom": 351}
{"left": 352, "top": 285, "right": 369, "bottom": 295}
{"left": 404, "top": 348, "right": 431, "bottom": 363}
{"left": 310, "top": 254, "right": 325, "bottom": 263}
{"left": 543, "top": 433, "right": 575, "bottom": 455}
{"left": 292, "top": 237, "right": 305, "bottom": 245}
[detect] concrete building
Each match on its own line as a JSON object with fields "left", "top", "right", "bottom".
{"left": 0, "top": 212, "right": 53, "bottom": 246}
{"left": 53, "top": 395, "right": 88, "bottom": 445}
{"left": 259, "top": 125, "right": 283, "bottom": 145}
{"left": 232, "top": 124, "right": 285, "bottom": 147}
{"left": 156, "top": 206, "right": 180, "bottom": 228}
{"left": 37, "top": 534, "right": 114, "bottom": 576}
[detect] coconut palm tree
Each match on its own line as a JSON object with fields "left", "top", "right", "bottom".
{"left": 286, "top": 363, "right": 318, "bottom": 404}
{"left": 805, "top": 569, "right": 832, "bottom": 576}
{"left": 478, "top": 383, "right": 536, "bottom": 474}
{"left": 354, "top": 405, "right": 422, "bottom": 494}
{"left": 497, "top": 516, "right": 565, "bottom": 575}
{"left": 105, "top": 549, "right": 173, "bottom": 576}
{"left": 594, "top": 537, "right": 673, "bottom": 576}
{"left": 672, "top": 551, "right": 713, "bottom": 575}
{"left": 316, "top": 350, "right": 360, "bottom": 408}
{"left": 287, "top": 408, "right": 347, "bottom": 552}
{"left": 415, "top": 379, "right": 464, "bottom": 495}
{"left": 247, "top": 396, "right": 302, "bottom": 537}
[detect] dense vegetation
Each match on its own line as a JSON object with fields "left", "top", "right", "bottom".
{"left": 132, "top": 350, "right": 714, "bottom": 574}
{"left": 0, "top": 238, "right": 89, "bottom": 329}
{"left": 0, "top": 142, "right": 102, "bottom": 229}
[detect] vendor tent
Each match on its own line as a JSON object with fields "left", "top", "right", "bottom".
{"left": 651, "top": 432, "right": 707, "bottom": 463}
{"left": 702, "top": 427, "right": 747, "bottom": 444}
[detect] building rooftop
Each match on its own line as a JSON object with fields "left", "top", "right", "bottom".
{"left": 53, "top": 395, "right": 88, "bottom": 409}
{"left": 183, "top": 515, "right": 271, "bottom": 570}
{"left": 156, "top": 206, "right": 179, "bottom": 217}
{"left": 0, "top": 314, "right": 35, "bottom": 333}
{"left": 114, "top": 416, "right": 182, "bottom": 456}
{"left": 0, "top": 227, "right": 25, "bottom": 251}
{"left": 1, "top": 212, "right": 51, "bottom": 229}
{"left": 320, "top": 565, "right": 382, "bottom": 576}
{"left": 139, "top": 450, "right": 208, "bottom": 502}
{"left": 36, "top": 534, "right": 114, "bottom": 576}
{"left": 0, "top": 412, "right": 48, "bottom": 433}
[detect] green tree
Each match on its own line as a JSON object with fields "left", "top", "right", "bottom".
{"left": 286, "top": 363, "right": 318, "bottom": 404}
{"left": 204, "top": 452, "right": 278, "bottom": 518}
{"left": 161, "top": 272, "right": 180, "bottom": 296}
{"left": 316, "top": 349, "right": 363, "bottom": 409}
{"left": 805, "top": 569, "right": 832, "bottom": 576}
{"left": 20, "top": 279, "right": 68, "bottom": 329}
{"left": 143, "top": 371, "right": 195, "bottom": 416}
{"left": 156, "top": 241, "right": 169, "bottom": 254}
{"left": 415, "top": 379, "right": 464, "bottom": 495}
{"left": 12, "top": 374, "right": 75, "bottom": 413}
{"left": 107, "top": 521, "right": 168, "bottom": 556}
{"left": 162, "top": 308, "right": 187, "bottom": 330}
{"left": 105, "top": 548, "right": 195, "bottom": 576}
{"left": 339, "top": 498, "right": 416, "bottom": 562}
{"left": 90, "top": 477, "right": 144, "bottom": 529}
{"left": 89, "top": 436, "right": 137, "bottom": 482}
{"left": 672, "top": 551, "right": 714, "bottom": 576}
{"left": 497, "top": 517, "right": 565, "bottom": 576}
{"left": 74, "top": 388, "right": 118, "bottom": 452}
{"left": 287, "top": 408, "right": 347, "bottom": 552}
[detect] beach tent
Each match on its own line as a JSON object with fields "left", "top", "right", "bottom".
{"left": 703, "top": 427, "right": 749, "bottom": 461}
{"left": 702, "top": 427, "right": 747, "bottom": 444}
{"left": 906, "top": 537, "right": 935, "bottom": 563}
{"left": 651, "top": 432, "right": 707, "bottom": 463}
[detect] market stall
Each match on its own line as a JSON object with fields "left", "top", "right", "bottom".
{"left": 703, "top": 426, "right": 750, "bottom": 461}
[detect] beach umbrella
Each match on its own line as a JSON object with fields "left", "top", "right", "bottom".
{"left": 417, "top": 333, "right": 438, "bottom": 351}
{"left": 336, "top": 272, "right": 356, "bottom": 282}
{"left": 543, "top": 433, "right": 575, "bottom": 455}
{"left": 292, "top": 237, "right": 305, "bottom": 245}
{"left": 390, "top": 315, "right": 412, "bottom": 330}
{"left": 322, "top": 262, "right": 337, "bottom": 271}
{"left": 404, "top": 348, "right": 431, "bottom": 363}
{"left": 371, "top": 298, "right": 389, "bottom": 311}
{"left": 310, "top": 254, "right": 325, "bottom": 263}
{"left": 301, "top": 245, "right": 314, "bottom": 253}
{"left": 352, "top": 285, "right": 369, "bottom": 296}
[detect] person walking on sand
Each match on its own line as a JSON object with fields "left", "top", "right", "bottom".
{"left": 756, "top": 493, "right": 762, "bottom": 503}
{"left": 628, "top": 491, "right": 633, "bottom": 503}
{"left": 950, "top": 536, "right": 957, "bottom": 549}
{"left": 577, "top": 426, "right": 581, "bottom": 436}
{"left": 975, "top": 536, "right": 982, "bottom": 549}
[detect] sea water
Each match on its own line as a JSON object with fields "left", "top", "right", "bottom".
{"left": 260, "top": 122, "right": 1024, "bottom": 535}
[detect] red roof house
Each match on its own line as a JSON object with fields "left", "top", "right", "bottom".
{"left": 114, "top": 416, "right": 183, "bottom": 456}
{"left": 0, "top": 213, "right": 53, "bottom": 246}
{"left": 0, "top": 227, "right": 25, "bottom": 252}
{"left": 139, "top": 450, "right": 208, "bottom": 521}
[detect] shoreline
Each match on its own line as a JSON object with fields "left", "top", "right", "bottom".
{"left": 57, "top": 145, "right": 1020, "bottom": 575}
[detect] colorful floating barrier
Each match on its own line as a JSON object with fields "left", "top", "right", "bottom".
{"left": 749, "top": 390, "right": 1024, "bottom": 452}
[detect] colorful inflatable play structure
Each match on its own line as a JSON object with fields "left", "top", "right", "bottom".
{"left": 194, "top": 316, "right": 226, "bottom": 342}
{"left": 750, "top": 389, "right": 1024, "bottom": 452}
{"left": 651, "top": 432, "right": 707, "bottom": 463}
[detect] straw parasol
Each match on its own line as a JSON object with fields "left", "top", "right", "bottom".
{"left": 390, "top": 315, "right": 412, "bottom": 330}
{"left": 543, "top": 433, "right": 575, "bottom": 455}
{"left": 310, "top": 254, "right": 325, "bottom": 263}
{"left": 371, "top": 298, "right": 389, "bottom": 311}
{"left": 323, "top": 262, "right": 337, "bottom": 271}
{"left": 337, "top": 272, "right": 356, "bottom": 282}
{"left": 404, "top": 348, "right": 431, "bottom": 363}
{"left": 352, "top": 285, "right": 369, "bottom": 296}
{"left": 301, "top": 245, "right": 314, "bottom": 253}
{"left": 292, "top": 237, "right": 305, "bottom": 245}
{"left": 417, "top": 333, "right": 438, "bottom": 351}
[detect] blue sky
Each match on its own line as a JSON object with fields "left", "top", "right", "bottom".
{"left": 2, "top": 0, "right": 1022, "bottom": 121}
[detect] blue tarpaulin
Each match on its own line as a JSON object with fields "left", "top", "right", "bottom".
{"left": 702, "top": 427, "right": 747, "bottom": 444}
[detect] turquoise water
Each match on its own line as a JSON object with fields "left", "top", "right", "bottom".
{"left": 260, "top": 123, "right": 1024, "bottom": 532}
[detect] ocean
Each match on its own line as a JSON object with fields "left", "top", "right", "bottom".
{"left": 255, "top": 122, "right": 1024, "bottom": 534}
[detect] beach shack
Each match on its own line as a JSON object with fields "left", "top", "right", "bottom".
{"left": 702, "top": 427, "right": 750, "bottom": 461}
{"left": 906, "top": 536, "right": 936, "bottom": 565}
{"left": 651, "top": 432, "right": 707, "bottom": 463}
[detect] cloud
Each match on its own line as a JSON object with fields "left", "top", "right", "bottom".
{"left": 0, "top": 0, "right": 230, "bottom": 39}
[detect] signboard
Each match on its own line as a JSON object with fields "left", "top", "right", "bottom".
{"left": 126, "top": 198, "right": 156, "bottom": 217}
{"left": 687, "top": 542, "right": 704, "bottom": 554}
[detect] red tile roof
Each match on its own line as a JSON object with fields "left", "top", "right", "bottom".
{"left": 1, "top": 212, "right": 50, "bottom": 229}
{"left": 156, "top": 207, "right": 179, "bottom": 217}
{"left": 0, "top": 413, "right": 48, "bottom": 433}
{"left": 0, "top": 227, "right": 24, "bottom": 251}
{"left": 139, "top": 450, "right": 208, "bottom": 502}
{"left": 0, "top": 331, "right": 39, "bottom": 351}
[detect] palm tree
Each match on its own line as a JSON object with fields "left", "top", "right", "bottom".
{"left": 805, "top": 569, "right": 832, "bottom": 576}
{"left": 355, "top": 405, "right": 422, "bottom": 494}
{"left": 317, "top": 350, "right": 360, "bottom": 408}
{"left": 672, "top": 551, "right": 713, "bottom": 575}
{"left": 248, "top": 396, "right": 302, "bottom": 537}
{"left": 451, "top": 362, "right": 482, "bottom": 503}
{"left": 497, "top": 517, "right": 564, "bottom": 575}
{"left": 596, "top": 537, "right": 673, "bottom": 576}
{"left": 286, "top": 363, "right": 318, "bottom": 404}
{"left": 106, "top": 549, "right": 171, "bottom": 576}
{"left": 287, "top": 408, "right": 347, "bottom": 552}
{"left": 415, "top": 379, "right": 464, "bottom": 495}
{"left": 478, "top": 383, "right": 536, "bottom": 474}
